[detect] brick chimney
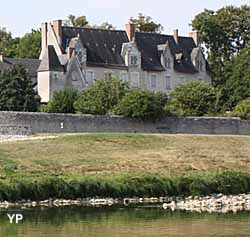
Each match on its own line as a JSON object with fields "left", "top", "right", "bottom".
{"left": 189, "top": 31, "right": 200, "bottom": 46}
{"left": 53, "top": 20, "right": 62, "bottom": 46}
{"left": 126, "top": 22, "right": 137, "bottom": 41}
{"left": 173, "top": 29, "right": 179, "bottom": 44}
{"left": 41, "top": 22, "right": 48, "bottom": 51}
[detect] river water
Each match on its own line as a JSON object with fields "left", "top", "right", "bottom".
{"left": 1, "top": 206, "right": 250, "bottom": 237}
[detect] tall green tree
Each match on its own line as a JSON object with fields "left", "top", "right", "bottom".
{"left": 192, "top": 5, "right": 250, "bottom": 87}
{"left": 0, "top": 27, "right": 13, "bottom": 56}
{"left": 130, "top": 13, "right": 163, "bottom": 33}
{"left": 15, "top": 29, "right": 41, "bottom": 59}
{"left": 223, "top": 47, "right": 250, "bottom": 109}
{"left": 0, "top": 65, "right": 39, "bottom": 111}
{"left": 64, "top": 15, "right": 89, "bottom": 27}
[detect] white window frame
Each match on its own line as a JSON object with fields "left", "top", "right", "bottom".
{"left": 86, "top": 70, "right": 96, "bottom": 83}
{"left": 120, "top": 72, "right": 129, "bottom": 82}
{"left": 165, "top": 75, "right": 171, "bottom": 90}
{"left": 130, "top": 72, "right": 140, "bottom": 88}
{"left": 150, "top": 74, "right": 157, "bottom": 89}
{"left": 104, "top": 71, "right": 113, "bottom": 80}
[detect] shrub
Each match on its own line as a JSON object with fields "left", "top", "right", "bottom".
{"left": 115, "top": 89, "right": 167, "bottom": 120}
{"left": 74, "top": 77, "right": 128, "bottom": 115}
{"left": 41, "top": 88, "right": 79, "bottom": 113}
{"left": 165, "top": 81, "right": 216, "bottom": 116}
{"left": 232, "top": 99, "right": 250, "bottom": 119}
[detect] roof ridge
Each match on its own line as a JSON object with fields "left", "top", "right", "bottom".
{"left": 136, "top": 31, "right": 193, "bottom": 39}
{"left": 62, "top": 26, "right": 126, "bottom": 33}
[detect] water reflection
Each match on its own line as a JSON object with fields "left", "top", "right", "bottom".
{"left": 1, "top": 207, "right": 250, "bottom": 237}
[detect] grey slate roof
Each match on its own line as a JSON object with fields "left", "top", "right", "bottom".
{"left": 61, "top": 26, "right": 201, "bottom": 73}
{"left": 0, "top": 57, "right": 41, "bottom": 77}
{"left": 135, "top": 32, "right": 198, "bottom": 73}
{"left": 61, "top": 27, "right": 129, "bottom": 67}
{"left": 38, "top": 45, "right": 64, "bottom": 72}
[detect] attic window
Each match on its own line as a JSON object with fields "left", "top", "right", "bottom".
{"left": 176, "top": 53, "right": 183, "bottom": 61}
{"left": 165, "top": 58, "right": 171, "bottom": 69}
{"left": 131, "top": 55, "right": 138, "bottom": 65}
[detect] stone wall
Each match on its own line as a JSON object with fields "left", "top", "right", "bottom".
{"left": 0, "top": 111, "right": 249, "bottom": 135}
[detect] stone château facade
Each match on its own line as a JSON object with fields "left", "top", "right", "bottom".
{"left": 38, "top": 20, "right": 211, "bottom": 103}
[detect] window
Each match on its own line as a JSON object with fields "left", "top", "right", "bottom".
{"left": 165, "top": 58, "right": 171, "bottom": 69}
{"left": 120, "top": 72, "right": 128, "bottom": 82}
{"left": 130, "top": 72, "right": 140, "bottom": 88}
{"left": 151, "top": 75, "right": 157, "bottom": 88}
{"left": 197, "top": 60, "right": 203, "bottom": 71}
{"left": 86, "top": 71, "right": 95, "bottom": 83}
{"left": 104, "top": 71, "right": 113, "bottom": 80}
{"left": 165, "top": 75, "right": 171, "bottom": 90}
{"left": 131, "top": 55, "right": 138, "bottom": 65}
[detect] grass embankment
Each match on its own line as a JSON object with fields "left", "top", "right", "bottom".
{"left": 1, "top": 134, "right": 250, "bottom": 200}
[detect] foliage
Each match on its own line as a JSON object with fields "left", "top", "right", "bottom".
{"left": 0, "top": 27, "right": 41, "bottom": 59}
{"left": 232, "top": 100, "right": 250, "bottom": 120}
{"left": 115, "top": 89, "right": 167, "bottom": 120}
{"left": 0, "top": 65, "right": 38, "bottom": 111}
{"left": 74, "top": 77, "right": 128, "bottom": 115}
{"left": 15, "top": 30, "right": 41, "bottom": 59}
{"left": 192, "top": 5, "right": 250, "bottom": 88}
{"left": 222, "top": 47, "right": 250, "bottom": 109}
{"left": 1, "top": 171, "right": 250, "bottom": 201}
{"left": 92, "top": 22, "right": 116, "bottom": 30}
{"left": 130, "top": 13, "right": 163, "bottom": 33}
{"left": 165, "top": 81, "right": 216, "bottom": 116}
{"left": 64, "top": 15, "right": 89, "bottom": 27}
{"left": 41, "top": 88, "right": 79, "bottom": 114}
{"left": 0, "top": 27, "right": 14, "bottom": 56}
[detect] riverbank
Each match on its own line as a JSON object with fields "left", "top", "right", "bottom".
{"left": 0, "top": 134, "right": 250, "bottom": 203}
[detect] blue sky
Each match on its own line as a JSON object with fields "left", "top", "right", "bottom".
{"left": 0, "top": 0, "right": 249, "bottom": 37}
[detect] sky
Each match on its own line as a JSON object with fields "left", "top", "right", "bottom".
{"left": 0, "top": 0, "right": 249, "bottom": 37}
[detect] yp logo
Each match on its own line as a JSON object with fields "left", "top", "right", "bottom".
{"left": 7, "top": 214, "right": 23, "bottom": 224}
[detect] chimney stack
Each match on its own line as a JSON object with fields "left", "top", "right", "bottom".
{"left": 173, "top": 29, "right": 179, "bottom": 44}
{"left": 41, "top": 22, "right": 48, "bottom": 51}
{"left": 126, "top": 22, "right": 137, "bottom": 41}
{"left": 189, "top": 31, "right": 200, "bottom": 46}
{"left": 53, "top": 20, "right": 62, "bottom": 47}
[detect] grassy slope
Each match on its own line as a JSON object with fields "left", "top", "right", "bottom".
{"left": 1, "top": 133, "right": 250, "bottom": 200}
{"left": 0, "top": 133, "right": 250, "bottom": 178}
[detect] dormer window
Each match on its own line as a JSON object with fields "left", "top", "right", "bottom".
{"left": 197, "top": 60, "right": 203, "bottom": 71}
{"left": 131, "top": 55, "right": 138, "bottom": 65}
{"left": 165, "top": 58, "right": 171, "bottom": 69}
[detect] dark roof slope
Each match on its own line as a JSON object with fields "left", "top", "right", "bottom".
{"left": 38, "top": 45, "right": 63, "bottom": 72}
{"left": 62, "top": 27, "right": 129, "bottom": 67}
{"left": 0, "top": 58, "right": 40, "bottom": 77}
{"left": 135, "top": 32, "right": 198, "bottom": 73}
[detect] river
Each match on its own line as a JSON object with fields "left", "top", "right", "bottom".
{"left": 1, "top": 206, "right": 250, "bottom": 237}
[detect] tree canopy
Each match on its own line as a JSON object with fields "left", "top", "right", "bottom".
{"left": 0, "top": 65, "right": 39, "bottom": 111}
{"left": 130, "top": 13, "right": 163, "bottom": 33}
{"left": 192, "top": 5, "right": 250, "bottom": 87}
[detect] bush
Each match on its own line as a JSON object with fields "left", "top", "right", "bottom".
{"left": 232, "top": 99, "right": 250, "bottom": 119}
{"left": 41, "top": 88, "right": 79, "bottom": 113}
{"left": 115, "top": 89, "right": 167, "bottom": 120}
{"left": 165, "top": 81, "right": 216, "bottom": 116}
{"left": 74, "top": 77, "right": 128, "bottom": 115}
